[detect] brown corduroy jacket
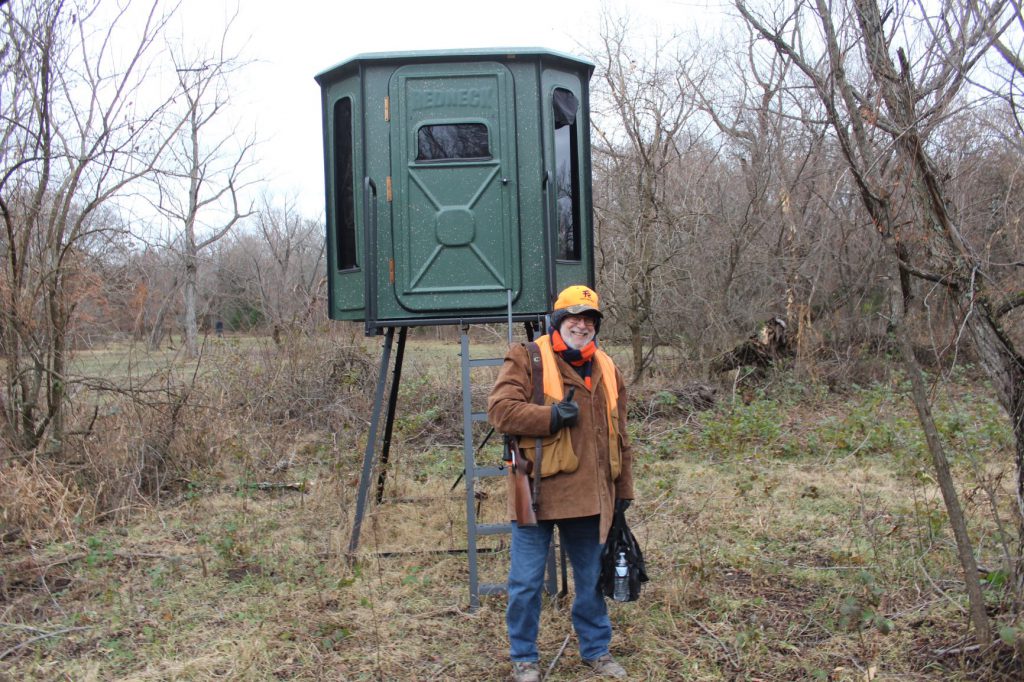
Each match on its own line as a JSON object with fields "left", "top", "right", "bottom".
{"left": 487, "top": 339, "right": 634, "bottom": 543}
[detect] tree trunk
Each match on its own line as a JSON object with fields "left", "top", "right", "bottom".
{"left": 893, "top": 316, "right": 992, "bottom": 645}
{"left": 148, "top": 288, "right": 175, "bottom": 350}
{"left": 961, "top": 300, "right": 1024, "bottom": 587}
{"left": 629, "top": 323, "right": 643, "bottom": 383}
{"left": 852, "top": 0, "right": 1022, "bottom": 619}
{"left": 183, "top": 252, "right": 198, "bottom": 358}
{"left": 47, "top": 285, "right": 65, "bottom": 448}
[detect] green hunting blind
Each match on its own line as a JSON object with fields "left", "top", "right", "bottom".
{"left": 316, "top": 48, "right": 596, "bottom": 608}
{"left": 315, "top": 48, "right": 596, "bottom": 334}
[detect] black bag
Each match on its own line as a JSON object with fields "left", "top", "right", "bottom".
{"left": 599, "top": 509, "right": 649, "bottom": 601}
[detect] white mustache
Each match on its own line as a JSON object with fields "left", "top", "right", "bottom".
{"left": 562, "top": 329, "right": 593, "bottom": 349}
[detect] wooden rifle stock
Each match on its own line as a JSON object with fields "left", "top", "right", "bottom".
{"left": 505, "top": 435, "right": 537, "bottom": 526}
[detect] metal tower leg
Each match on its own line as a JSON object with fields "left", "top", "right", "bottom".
{"left": 348, "top": 327, "right": 398, "bottom": 555}
{"left": 375, "top": 327, "right": 407, "bottom": 503}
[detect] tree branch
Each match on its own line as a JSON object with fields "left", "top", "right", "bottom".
{"left": 994, "top": 291, "right": 1024, "bottom": 318}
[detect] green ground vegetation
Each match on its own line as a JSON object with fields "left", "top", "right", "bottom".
{"left": 1, "top": 335, "right": 1021, "bottom": 680}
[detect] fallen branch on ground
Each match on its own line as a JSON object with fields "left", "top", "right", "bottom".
{"left": 543, "top": 633, "right": 572, "bottom": 681}
{"left": 238, "top": 481, "right": 309, "bottom": 492}
{"left": 0, "top": 626, "right": 93, "bottom": 660}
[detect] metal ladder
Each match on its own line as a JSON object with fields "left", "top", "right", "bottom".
{"left": 347, "top": 296, "right": 561, "bottom": 610}
{"left": 459, "top": 325, "right": 512, "bottom": 608}
{"left": 460, "top": 292, "right": 559, "bottom": 609}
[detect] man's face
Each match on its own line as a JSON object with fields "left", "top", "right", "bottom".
{"left": 558, "top": 314, "right": 596, "bottom": 350}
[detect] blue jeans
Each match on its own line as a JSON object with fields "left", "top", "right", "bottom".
{"left": 507, "top": 515, "right": 611, "bottom": 662}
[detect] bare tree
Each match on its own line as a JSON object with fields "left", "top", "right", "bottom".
{"left": 151, "top": 14, "right": 257, "bottom": 357}
{"left": 134, "top": 244, "right": 182, "bottom": 348}
{"left": 587, "top": 14, "right": 700, "bottom": 380}
{"left": 0, "top": 0, "right": 180, "bottom": 452}
{"left": 690, "top": 22, "right": 896, "bottom": 373}
{"left": 975, "top": 0, "right": 1024, "bottom": 134}
{"left": 736, "top": 0, "right": 1024, "bottom": 643}
{"left": 232, "top": 194, "right": 325, "bottom": 343}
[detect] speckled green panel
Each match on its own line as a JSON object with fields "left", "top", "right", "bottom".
{"left": 316, "top": 50, "right": 594, "bottom": 328}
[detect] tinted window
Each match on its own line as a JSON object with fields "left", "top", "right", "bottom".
{"left": 554, "top": 89, "right": 581, "bottom": 261}
{"left": 333, "top": 97, "right": 357, "bottom": 270}
{"left": 417, "top": 123, "right": 490, "bottom": 161}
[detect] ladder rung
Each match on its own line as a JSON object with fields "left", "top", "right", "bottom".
{"left": 474, "top": 465, "right": 505, "bottom": 478}
{"left": 475, "top": 522, "right": 514, "bottom": 535}
{"left": 467, "top": 357, "right": 504, "bottom": 368}
{"left": 470, "top": 411, "right": 489, "bottom": 422}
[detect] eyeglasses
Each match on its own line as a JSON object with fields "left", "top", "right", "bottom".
{"left": 563, "top": 315, "right": 596, "bottom": 328}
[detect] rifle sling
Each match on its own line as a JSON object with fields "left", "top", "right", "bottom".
{"left": 526, "top": 341, "right": 543, "bottom": 511}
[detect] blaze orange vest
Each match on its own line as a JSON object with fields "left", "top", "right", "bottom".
{"left": 518, "top": 335, "right": 622, "bottom": 479}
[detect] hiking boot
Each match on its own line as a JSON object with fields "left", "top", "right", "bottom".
{"left": 510, "top": 660, "right": 541, "bottom": 682}
{"left": 584, "top": 653, "right": 627, "bottom": 679}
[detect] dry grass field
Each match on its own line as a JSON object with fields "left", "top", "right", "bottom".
{"left": 1, "top": 333, "right": 1022, "bottom": 680}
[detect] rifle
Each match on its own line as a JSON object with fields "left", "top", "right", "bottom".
{"left": 503, "top": 386, "right": 576, "bottom": 527}
{"left": 504, "top": 435, "right": 537, "bottom": 526}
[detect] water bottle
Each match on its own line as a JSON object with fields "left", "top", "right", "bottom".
{"left": 613, "top": 551, "right": 629, "bottom": 601}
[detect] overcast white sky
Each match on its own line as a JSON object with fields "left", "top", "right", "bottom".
{"left": 161, "top": 0, "right": 727, "bottom": 219}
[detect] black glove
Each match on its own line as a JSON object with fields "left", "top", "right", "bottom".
{"left": 549, "top": 387, "right": 578, "bottom": 432}
{"left": 615, "top": 498, "right": 632, "bottom": 513}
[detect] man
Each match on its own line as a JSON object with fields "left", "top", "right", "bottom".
{"left": 488, "top": 285, "right": 634, "bottom": 682}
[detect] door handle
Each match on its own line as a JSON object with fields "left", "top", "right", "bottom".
{"left": 364, "top": 176, "right": 378, "bottom": 247}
